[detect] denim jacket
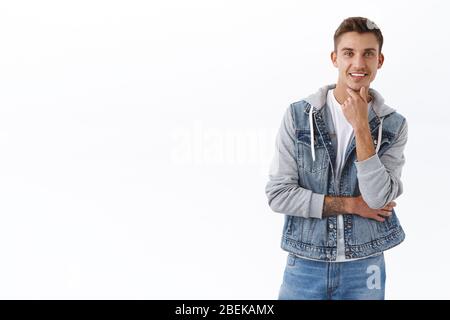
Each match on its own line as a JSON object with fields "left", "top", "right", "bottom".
{"left": 265, "top": 84, "right": 407, "bottom": 261}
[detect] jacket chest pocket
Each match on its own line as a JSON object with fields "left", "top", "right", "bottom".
{"left": 295, "top": 129, "right": 328, "bottom": 173}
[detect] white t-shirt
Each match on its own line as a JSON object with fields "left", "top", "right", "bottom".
{"left": 327, "top": 89, "right": 359, "bottom": 183}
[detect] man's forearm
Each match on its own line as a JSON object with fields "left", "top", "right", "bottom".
{"left": 354, "top": 124, "right": 376, "bottom": 162}
{"left": 322, "top": 195, "right": 352, "bottom": 217}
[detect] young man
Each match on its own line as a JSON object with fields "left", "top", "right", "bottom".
{"left": 265, "top": 17, "right": 408, "bottom": 300}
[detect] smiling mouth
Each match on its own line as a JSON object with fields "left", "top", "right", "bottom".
{"left": 349, "top": 72, "right": 368, "bottom": 78}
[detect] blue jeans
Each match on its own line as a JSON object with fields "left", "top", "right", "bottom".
{"left": 278, "top": 253, "right": 386, "bottom": 300}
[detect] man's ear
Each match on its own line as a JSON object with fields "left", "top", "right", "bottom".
{"left": 331, "top": 51, "right": 338, "bottom": 68}
{"left": 377, "top": 52, "right": 384, "bottom": 69}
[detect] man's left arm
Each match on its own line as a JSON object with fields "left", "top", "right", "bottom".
{"left": 354, "top": 118, "right": 408, "bottom": 209}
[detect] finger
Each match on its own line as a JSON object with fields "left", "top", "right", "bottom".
{"left": 341, "top": 100, "right": 349, "bottom": 108}
{"left": 373, "top": 215, "right": 385, "bottom": 222}
{"left": 359, "top": 86, "right": 368, "bottom": 103}
{"left": 383, "top": 201, "right": 396, "bottom": 209}
{"left": 346, "top": 88, "right": 359, "bottom": 100}
{"left": 379, "top": 210, "right": 392, "bottom": 216}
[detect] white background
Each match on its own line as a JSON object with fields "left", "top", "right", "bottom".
{"left": 0, "top": 0, "right": 449, "bottom": 299}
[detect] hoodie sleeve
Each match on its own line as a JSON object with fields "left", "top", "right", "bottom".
{"left": 354, "top": 118, "right": 408, "bottom": 209}
{"left": 265, "top": 104, "right": 325, "bottom": 219}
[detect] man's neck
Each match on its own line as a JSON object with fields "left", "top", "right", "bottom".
{"left": 333, "top": 83, "right": 372, "bottom": 105}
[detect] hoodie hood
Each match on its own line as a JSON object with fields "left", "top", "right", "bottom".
{"left": 303, "top": 84, "right": 395, "bottom": 162}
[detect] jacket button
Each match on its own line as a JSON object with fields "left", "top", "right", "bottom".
{"left": 329, "top": 224, "right": 334, "bottom": 229}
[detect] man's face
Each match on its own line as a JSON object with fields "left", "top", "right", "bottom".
{"left": 331, "top": 31, "right": 384, "bottom": 91}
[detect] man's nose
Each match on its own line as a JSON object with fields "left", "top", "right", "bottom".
{"left": 352, "top": 54, "right": 366, "bottom": 69}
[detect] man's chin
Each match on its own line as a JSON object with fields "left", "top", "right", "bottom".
{"left": 346, "top": 82, "right": 369, "bottom": 91}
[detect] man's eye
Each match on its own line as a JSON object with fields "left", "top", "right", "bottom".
{"left": 344, "top": 52, "right": 353, "bottom": 56}
{"left": 365, "top": 52, "right": 374, "bottom": 56}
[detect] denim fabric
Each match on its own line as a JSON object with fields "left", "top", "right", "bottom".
{"left": 278, "top": 253, "right": 386, "bottom": 300}
{"left": 266, "top": 84, "right": 408, "bottom": 261}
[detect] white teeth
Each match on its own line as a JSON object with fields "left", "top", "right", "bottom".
{"left": 350, "top": 73, "right": 366, "bottom": 77}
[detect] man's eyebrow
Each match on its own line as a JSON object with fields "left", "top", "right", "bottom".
{"left": 341, "top": 47, "right": 377, "bottom": 52}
